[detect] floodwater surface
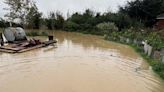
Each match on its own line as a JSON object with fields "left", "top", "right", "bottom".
{"left": 0, "top": 31, "right": 164, "bottom": 92}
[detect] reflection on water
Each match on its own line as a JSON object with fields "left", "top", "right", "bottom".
{"left": 0, "top": 31, "right": 164, "bottom": 92}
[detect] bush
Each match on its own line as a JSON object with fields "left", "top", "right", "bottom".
{"left": 146, "top": 32, "right": 163, "bottom": 50}
{"left": 153, "top": 62, "right": 164, "bottom": 79}
{"left": 63, "top": 21, "right": 80, "bottom": 32}
{"left": 96, "top": 22, "right": 118, "bottom": 34}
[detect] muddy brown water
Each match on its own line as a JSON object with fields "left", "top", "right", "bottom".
{"left": 0, "top": 31, "right": 164, "bottom": 92}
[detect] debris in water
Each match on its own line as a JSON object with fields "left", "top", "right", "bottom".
{"left": 0, "top": 27, "right": 57, "bottom": 53}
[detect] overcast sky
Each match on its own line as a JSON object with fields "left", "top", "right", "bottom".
{"left": 0, "top": 0, "right": 132, "bottom": 18}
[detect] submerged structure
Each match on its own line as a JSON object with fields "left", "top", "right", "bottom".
{"left": 0, "top": 27, "right": 57, "bottom": 53}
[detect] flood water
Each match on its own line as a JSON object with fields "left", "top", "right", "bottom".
{"left": 0, "top": 31, "right": 164, "bottom": 92}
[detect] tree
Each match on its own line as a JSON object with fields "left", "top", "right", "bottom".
{"left": 114, "top": 13, "right": 132, "bottom": 31}
{"left": 45, "top": 11, "right": 65, "bottom": 30}
{"left": 4, "top": 0, "right": 33, "bottom": 26}
{"left": 96, "top": 22, "right": 118, "bottom": 34}
{"left": 119, "top": 0, "right": 164, "bottom": 27}
{"left": 54, "top": 11, "right": 65, "bottom": 29}
{"left": 0, "top": 18, "right": 7, "bottom": 28}
{"left": 26, "top": 2, "right": 42, "bottom": 29}
{"left": 67, "top": 9, "right": 95, "bottom": 30}
{"left": 63, "top": 21, "right": 79, "bottom": 31}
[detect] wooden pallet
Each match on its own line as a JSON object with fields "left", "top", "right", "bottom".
{"left": 0, "top": 40, "right": 57, "bottom": 53}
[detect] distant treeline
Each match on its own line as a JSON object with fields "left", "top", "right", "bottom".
{"left": 0, "top": 0, "right": 164, "bottom": 33}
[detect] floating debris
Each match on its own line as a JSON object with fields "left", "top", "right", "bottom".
{"left": 0, "top": 27, "right": 57, "bottom": 53}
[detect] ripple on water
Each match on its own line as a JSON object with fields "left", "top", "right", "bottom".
{"left": 0, "top": 31, "right": 164, "bottom": 92}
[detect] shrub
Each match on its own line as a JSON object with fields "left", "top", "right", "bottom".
{"left": 153, "top": 62, "right": 164, "bottom": 79}
{"left": 96, "top": 22, "right": 118, "bottom": 35}
{"left": 63, "top": 21, "right": 80, "bottom": 32}
{"left": 146, "top": 32, "right": 163, "bottom": 50}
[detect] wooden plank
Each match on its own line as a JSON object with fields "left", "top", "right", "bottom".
{"left": 42, "top": 40, "right": 57, "bottom": 47}
{"left": 0, "top": 40, "right": 57, "bottom": 53}
{"left": 0, "top": 49, "right": 17, "bottom": 53}
{"left": 0, "top": 46, "right": 25, "bottom": 51}
{"left": 17, "top": 44, "right": 44, "bottom": 53}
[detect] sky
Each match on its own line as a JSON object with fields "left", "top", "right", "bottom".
{"left": 0, "top": 0, "right": 132, "bottom": 18}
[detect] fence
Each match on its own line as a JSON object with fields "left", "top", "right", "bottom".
{"left": 106, "top": 35, "right": 164, "bottom": 63}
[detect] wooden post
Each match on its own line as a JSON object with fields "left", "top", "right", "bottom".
{"left": 48, "top": 36, "right": 53, "bottom": 41}
{"left": 0, "top": 33, "right": 4, "bottom": 46}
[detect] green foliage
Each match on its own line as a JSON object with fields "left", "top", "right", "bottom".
{"left": 68, "top": 9, "right": 95, "bottom": 30}
{"left": 65, "top": 9, "right": 137, "bottom": 35}
{"left": 0, "top": 18, "right": 6, "bottom": 28}
{"left": 65, "top": 10, "right": 142, "bottom": 33}
{"left": 146, "top": 32, "right": 164, "bottom": 49}
{"left": 114, "top": 13, "right": 132, "bottom": 31}
{"left": 26, "top": 2, "right": 42, "bottom": 29}
{"left": 119, "top": 0, "right": 164, "bottom": 27}
{"left": 96, "top": 22, "right": 118, "bottom": 34}
{"left": 4, "top": 0, "right": 35, "bottom": 25}
{"left": 45, "top": 11, "right": 65, "bottom": 30}
{"left": 55, "top": 12, "right": 65, "bottom": 29}
{"left": 153, "top": 62, "right": 164, "bottom": 79}
{"left": 63, "top": 21, "right": 79, "bottom": 32}
{"left": 122, "top": 29, "right": 140, "bottom": 39}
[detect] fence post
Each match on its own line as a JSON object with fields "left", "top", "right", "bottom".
{"left": 161, "top": 48, "right": 164, "bottom": 63}
{"left": 147, "top": 45, "right": 153, "bottom": 56}
{"left": 48, "top": 35, "right": 54, "bottom": 41}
